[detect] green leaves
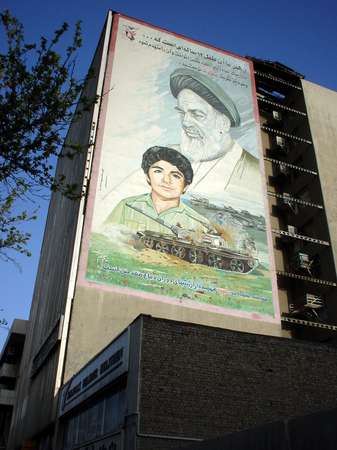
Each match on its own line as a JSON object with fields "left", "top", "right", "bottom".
{"left": 0, "top": 10, "right": 94, "bottom": 263}
{"left": 0, "top": 181, "right": 34, "bottom": 262}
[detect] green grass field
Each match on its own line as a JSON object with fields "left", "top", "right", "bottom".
{"left": 86, "top": 233, "right": 274, "bottom": 316}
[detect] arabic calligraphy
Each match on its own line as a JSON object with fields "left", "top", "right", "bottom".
{"left": 130, "top": 32, "right": 249, "bottom": 88}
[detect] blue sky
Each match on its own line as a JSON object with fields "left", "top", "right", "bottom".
{"left": 1, "top": 0, "right": 337, "bottom": 348}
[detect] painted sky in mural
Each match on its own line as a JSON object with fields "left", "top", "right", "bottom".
{"left": 85, "top": 16, "right": 276, "bottom": 318}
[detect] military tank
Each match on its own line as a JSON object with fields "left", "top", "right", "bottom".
{"left": 128, "top": 203, "right": 259, "bottom": 274}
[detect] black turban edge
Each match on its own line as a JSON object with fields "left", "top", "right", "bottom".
{"left": 170, "top": 74, "right": 240, "bottom": 127}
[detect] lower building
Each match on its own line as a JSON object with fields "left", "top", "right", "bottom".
{"left": 56, "top": 315, "right": 337, "bottom": 450}
{"left": 0, "top": 320, "right": 27, "bottom": 450}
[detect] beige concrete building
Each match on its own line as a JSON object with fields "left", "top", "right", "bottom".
{"left": 6, "top": 11, "right": 337, "bottom": 450}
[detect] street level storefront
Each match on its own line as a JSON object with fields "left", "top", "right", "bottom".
{"left": 58, "top": 330, "right": 129, "bottom": 450}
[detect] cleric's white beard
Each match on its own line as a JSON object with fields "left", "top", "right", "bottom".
{"left": 180, "top": 129, "right": 232, "bottom": 163}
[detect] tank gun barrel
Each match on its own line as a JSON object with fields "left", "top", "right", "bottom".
{"left": 125, "top": 202, "right": 179, "bottom": 235}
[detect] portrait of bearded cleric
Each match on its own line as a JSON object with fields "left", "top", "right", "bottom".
{"left": 169, "top": 68, "right": 261, "bottom": 198}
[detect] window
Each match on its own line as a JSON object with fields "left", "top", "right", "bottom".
{"left": 63, "top": 388, "right": 126, "bottom": 449}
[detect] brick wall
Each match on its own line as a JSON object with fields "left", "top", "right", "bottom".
{"left": 138, "top": 316, "right": 337, "bottom": 448}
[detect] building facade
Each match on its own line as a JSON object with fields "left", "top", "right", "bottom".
{"left": 7, "top": 11, "right": 337, "bottom": 450}
{"left": 0, "top": 320, "right": 26, "bottom": 450}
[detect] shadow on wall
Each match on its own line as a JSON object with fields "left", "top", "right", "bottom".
{"left": 179, "top": 406, "right": 337, "bottom": 450}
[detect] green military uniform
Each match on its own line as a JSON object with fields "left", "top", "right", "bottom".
{"left": 105, "top": 193, "right": 209, "bottom": 235}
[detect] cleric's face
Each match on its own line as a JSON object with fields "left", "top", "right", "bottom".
{"left": 147, "top": 160, "right": 186, "bottom": 201}
{"left": 175, "top": 89, "right": 230, "bottom": 163}
{"left": 176, "top": 89, "right": 219, "bottom": 139}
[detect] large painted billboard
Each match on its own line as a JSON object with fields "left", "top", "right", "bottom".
{"left": 82, "top": 15, "right": 278, "bottom": 319}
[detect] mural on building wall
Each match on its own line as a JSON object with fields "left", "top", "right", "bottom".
{"left": 84, "top": 15, "right": 277, "bottom": 318}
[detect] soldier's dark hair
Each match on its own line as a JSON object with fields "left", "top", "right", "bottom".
{"left": 141, "top": 146, "right": 193, "bottom": 186}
